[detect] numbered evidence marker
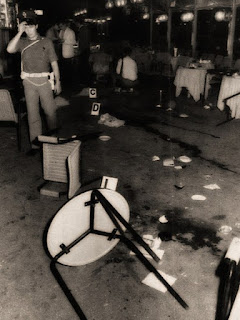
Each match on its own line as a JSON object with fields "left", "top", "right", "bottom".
{"left": 101, "top": 176, "right": 118, "bottom": 191}
{"left": 91, "top": 102, "right": 101, "bottom": 115}
{"left": 89, "top": 87, "right": 97, "bottom": 98}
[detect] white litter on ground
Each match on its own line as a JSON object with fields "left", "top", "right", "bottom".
{"left": 204, "top": 105, "right": 211, "bottom": 109}
{"left": 218, "top": 225, "right": 232, "bottom": 234}
{"left": 152, "top": 155, "right": 160, "bottom": 161}
{"left": 99, "top": 135, "right": 111, "bottom": 141}
{"left": 191, "top": 195, "right": 206, "bottom": 201}
{"left": 163, "top": 158, "right": 175, "bottom": 167}
{"left": 177, "top": 155, "right": 192, "bottom": 163}
{"left": 174, "top": 165, "right": 183, "bottom": 170}
{"left": 159, "top": 215, "right": 168, "bottom": 223}
{"left": 129, "top": 247, "right": 164, "bottom": 260}
{"left": 203, "top": 184, "right": 221, "bottom": 190}
{"left": 179, "top": 113, "right": 189, "bottom": 118}
{"left": 98, "top": 113, "right": 125, "bottom": 127}
{"left": 235, "top": 222, "right": 240, "bottom": 229}
{"left": 142, "top": 270, "right": 177, "bottom": 293}
{"left": 156, "top": 104, "right": 163, "bottom": 108}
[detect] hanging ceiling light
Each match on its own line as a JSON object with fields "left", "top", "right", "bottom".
{"left": 142, "top": 13, "right": 149, "bottom": 20}
{"left": 130, "top": 0, "right": 144, "bottom": 3}
{"left": 115, "top": 0, "right": 127, "bottom": 7}
{"left": 105, "top": 0, "right": 114, "bottom": 9}
{"left": 215, "top": 10, "right": 232, "bottom": 22}
{"left": 156, "top": 14, "right": 168, "bottom": 24}
{"left": 180, "top": 12, "right": 194, "bottom": 22}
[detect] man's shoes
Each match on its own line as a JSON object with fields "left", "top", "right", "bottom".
{"left": 32, "top": 137, "right": 41, "bottom": 147}
{"left": 26, "top": 149, "right": 40, "bottom": 156}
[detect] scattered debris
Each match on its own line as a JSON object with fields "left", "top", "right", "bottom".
{"left": 99, "top": 135, "right": 111, "bottom": 141}
{"left": 130, "top": 235, "right": 164, "bottom": 260}
{"left": 204, "top": 174, "right": 212, "bottom": 180}
{"left": 156, "top": 104, "right": 162, "bottom": 108}
{"left": 218, "top": 225, "right": 232, "bottom": 234}
{"left": 142, "top": 270, "right": 177, "bottom": 293}
{"left": 167, "top": 100, "right": 176, "bottom": 110}
{"left": 98, "top": 113, "right": 125, "bottom": 128}
{"left": 235, "top": 222, "right": 240, "bottom": 229}
{"left": 203, "top": 184, "right": 221, "bottom": 190}
{"left": 152, "top": 155, "right": 160, "bottom": 161}
{"left": 175, "top": 182, "right": 185, "bottom": 189}
{"left": 130, "top": 247, "right": 164, "bottom": 260}
{"left": 163, "top": 158, "right": 174, "bottom": 167}
{"left": 142, "top": 234, "right": 161, "bottom": 249}
{"left": 166, "top": 107, "right": 173, "bottom": 112}
{"left": 177, "top": 155, "right": 192, "bottom": 163}
{"left": 159, "top": 215, "right": 168, "bottom": 223}
{"left": 174, "top": 165, "right": 183, "bottom": 170}
{"left": 179, "top": 113, "right": 189, "bottom": 118}
{"left": 203, "top": 105, "right": 211, "bottom": 110}
{"left": 191, "top": 195, "right": 206, "bottom": 201}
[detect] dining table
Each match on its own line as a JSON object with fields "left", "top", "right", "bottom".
{"left": 217, "top": 75, "right": 240, "bottom": 119}
{"left": 174, "top": 64, "right": 214, "bottom": 102}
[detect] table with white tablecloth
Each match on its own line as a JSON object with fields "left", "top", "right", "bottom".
{"left": 217, "top": 75, "right": 240, "bottom": 119}
{"left": 174, "top": 67, "right": 213, "bottom": 102}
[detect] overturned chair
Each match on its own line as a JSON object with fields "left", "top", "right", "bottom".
{"left": 38, "top": 135, "right": 81, "bottom": 199}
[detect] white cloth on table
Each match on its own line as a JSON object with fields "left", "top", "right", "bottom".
{"left": 174, "top": 67, "right": 211, "bottom": 102}
{"left": 217, "top": 75, "right": 240, "bottom": 119}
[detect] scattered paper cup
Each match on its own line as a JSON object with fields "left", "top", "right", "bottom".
{"left": 191, "top": 195, "right": 206, "bottom": 201}
{"left": 159, "top": 215, "right": 168, "bottom": 223}
{"left": 178, "top": 155, "right": 192, "bottom": 163}
{"left": 99, "top": 135, "right": 111, "bottom": 141}
{"left": 219, "top": 225, "right": 232, "bottom": 234}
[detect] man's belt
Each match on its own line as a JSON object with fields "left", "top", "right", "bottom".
{"left": 21, "top": 72, "right": 50, "bottom": 79}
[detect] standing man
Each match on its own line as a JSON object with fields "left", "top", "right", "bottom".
{"left": 7, "top": 10, "right": 61, "bottom": 154}
{"left": 59, "top": 20, "right": 77, "bottom": 86}
{"left": 46, "top": 22, "right": 61, "bottom": 58}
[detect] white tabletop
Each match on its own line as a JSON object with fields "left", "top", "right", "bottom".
{"left": 47, "top": 189, "right": 130, "bottom": 266}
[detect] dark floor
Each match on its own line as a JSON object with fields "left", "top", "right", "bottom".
{"left": 1, "top": 73, "right": 240, "bottom": 320}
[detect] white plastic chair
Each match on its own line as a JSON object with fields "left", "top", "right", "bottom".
{"left": 0, "top": 89, "right": 24, "bottom": 151}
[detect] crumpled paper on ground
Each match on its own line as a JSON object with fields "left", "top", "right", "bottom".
{"left": 130, "top": 235, "right": 164, "bottom": 260}
{"left": 142, "top": 270, "right": 177, "bottom": 293}
{"left": 203, "top": 184, "right": 221, "bottom": 190}
{"left": 98, "top": 113, "right": 125, "bottom": 127}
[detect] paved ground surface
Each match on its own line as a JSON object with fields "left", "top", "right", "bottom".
{"left": 1, "top": 75, "right": 240, "bottom": 320}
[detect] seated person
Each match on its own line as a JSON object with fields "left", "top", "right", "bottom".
{"left": 115, "top": 47, "right": 138, "bottom": 88}
{"left": 89, "top": 45, "right": 113, "bottom": 81}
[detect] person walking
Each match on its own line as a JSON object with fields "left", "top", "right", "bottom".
{"left": 46, "top": 22, "right": 61, "bottom": 58}
{"left": 59, "top": 20, "right": 77, "bottom": 86}
{"left": 7, "top": 10, "right": 61, "bottom": 154}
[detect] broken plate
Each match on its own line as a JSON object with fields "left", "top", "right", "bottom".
{"left": 219, "top": 225, "right": 232, "bottom": 234}
{"left": 179, "top": 113, "right": 189, "bottom": 118}
{"left": 99, "top": 135, "right": 111, "bottom": 141}
{"left": 177, "top": 155, "right": 192, "bottom": 163}
{"left": 191, "top": 195, "right": 206, "bottom": 201}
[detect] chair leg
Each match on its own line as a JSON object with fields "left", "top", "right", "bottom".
{"left": 17, "top": 103, "right": 22, "bottom": 152}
